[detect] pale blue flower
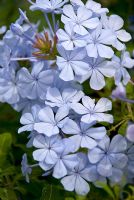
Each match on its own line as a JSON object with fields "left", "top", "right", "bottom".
{"left": 71, "top": 96, "right": 113, "bottom": 124}
{"left": 10, "top": 23, "right": 24, "bottom": 37}
{"left": 17, "top": 9, "right": 30, "bottom": 25}
{"left": 33, "top": 134, "right": 64, "bottom": 163}
{"left": 34, "top": 106, "right": 68, "bottom": 136}
{"left": 11, "top": 97, "right": 44, "bottom": 113}
{"left": 0, "top": 44, "right": 11, "bottom": 68}
{"left": 53, "top": 153, "right": 78, "bottom": 179}
{"left": 21, "top": 154, "right": 32, "bottom": 183}
{"left": 86, "top": 25, "right": 116, "bottom": 58}
{"left": 112, "top": 51, "right": 134, "bottom": 85}
{"left": 45, "top": 87, "right": 84, "bottom": 112}
{"left": 56, "top": 23, "right": 87, "bottom": 50}
{"left": 30, "top": 0, "right": 68, "bottom": 13}
{"left": 108, "top": 167, "right": 124, "bottom": 183}
{"left": 62, "top": 5, "right": 99, "bottom": 35}
{"left": 124, "top": 140, "right": 134, "bottom": 183}
{"left": 111, "top": 83, "right": 126, "bottom": 99}
{"left": 27, "top": 131, "right": 38, "bottom": 148}
{"left": 18, "top": 105, "right": 41, "bottom": 133}
{"left": 88, "top": 135, "right": 128, "bottom": 177}
{"left": 62, "top": 119, "right": 106, "bottom": 150}
{"left": 4, "top": 27, "right": 34, "bottom": 59}
{"left": 77, "top": 57, "right": 115, "bottom": 90}
{"left": 0, "top": 68, "right": 20, "bottom": 104}
{"left": 84, "top": 164, "right": 107, "bottom": 187}
{"left": 71, "top": 0, "right": 108, "bottom": 15}
{"left": 102, "top": 14, "right": 131, "bottom": 51}
{"left": 57, "top": 45, "right": 89, "bottom": 81}
{"left": 111, "top": 83, "right": 134, "bottom": 104}
{"left": 18, "top": 65, "right": 54, "bottom": 100}
{"left": 0, "top": 26, "right": 6, "bottom": 35}
{"left": 61, "top": 153, "right": 93, "bottom": 195}
{"left": 10, "top": 22, "right": 35, "bottom": 43}
{"left": 40, "top": 139, "right": 78, "bottom": 179}
{"left": 0, "top": 0, "right": 133, "bottom": 194}
{"left": 126, "top": 125, "right": 134, "bottom": 143}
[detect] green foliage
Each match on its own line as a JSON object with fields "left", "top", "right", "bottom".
{"left": 95, "top": 182, "right": 115, "bottom": 200}
{"left": 0, "top": 133, "right": 12, "bottom": 167}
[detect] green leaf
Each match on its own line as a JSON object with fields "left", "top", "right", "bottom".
{"left": 7, "top": 190, "right": 18, "bottom": 200}
{"left": 0, "top": 188, "right": 8, "bottom": 200}
{"left": 95, "top": 182, "right": 115, "bottom": 200}
{"left": 65, "top": 198, "right": 74, "bottom": 200}
{"left": 126, "top": 82, "right": 134, "bottom": 99}
{"left": 129, "top": 185, "right": 134, "bottom": 193}
{"left": 75, "top": 195, "right": 87, "bottom": 200}
{"left": 40, "top": 184, "right": 65, "bottom": 200}
{"left": 0, "top": 166, "right": 16, "bottom": 177}
{"left": 0, "top": 133, "right": 12, "bottom": 167}
{"left": 113, "top": 185, "right": 121, "bottom": 200}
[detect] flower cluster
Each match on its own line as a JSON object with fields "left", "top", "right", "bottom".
{"left": 0, "top": 0, "right": 134, "bottom": 196}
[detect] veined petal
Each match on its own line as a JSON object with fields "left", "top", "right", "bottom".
{"left": 90, "top": 70, "right": 105, "bottom": 90}
{"left": 97, "top": 44, "right": 114, "bottom": 59}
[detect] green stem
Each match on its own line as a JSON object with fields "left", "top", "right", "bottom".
{"left": 127, "top": 103, "right": 134, "bottom": 121}
{"left": 108, "top": 118, "right": 128, "bottom": 134}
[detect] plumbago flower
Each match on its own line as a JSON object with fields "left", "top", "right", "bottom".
{"left": 34, "top": 106, "right": 69, "bottom": 136}
{"left": 111, "top": 51, "right": 134, "bottom": 85}
{"left": 56, "top": 23, "right": 87, "bottom": 50}
{"left": 71, "top": 96, "right": 113, "bottom": 124}
{"left": 0, "top": 0, "right": 134, "bottom": 197}
{"left": 0, "top": 68, "right": 20, "bottom": 104}
{"left": 111, "top": 83, "right": 134, "bottom": 104}
{"left": 125, "top": 140, "right": 134, "bottom": 182}
{"left": 40, "top": 138, "right": 78, "bottom": 178}
{"left": 33, "top": 134, "right": 64, "bottom": 163}
{"left": 77, "top": 57, "right": 116, "bottom": 90}
{"left": 102, "top": 14, "right": 131, "bottom": 51}
{"left": 111, "top": 83, "right": 126, "bottom": 100}
{"left": 18, "top": 63, "right": 54, "bottom": 100}
{"left": 86, "top": 25, "right": 116, "bottom": 59}
{"left": 18, "top": 105, "right": 41, "bottom": 133}
{"left": 61, "top": 153, "right": 96, "bottom": 195}
{"left": 61, "top": 4, "right": 99, "bottom": 35}
{"left": 70, "top": 0, "right": 109, "bottom": 15}
{"left": 30, "top": 0, "right": 69, "bottom": 13}
{"left": 45, "top": 87, "right": 84, "bottom": 112}
{"left": 21, "top": 154, "right": 32, "bottom": 183}
{"left": 62, "top": 119, "right": 106, "bottom": 150}
{"left": 88, "top": 135, "right": 128, "bottom": 179}
{"left": 56, "top": 45, "right": 89, "bottom": 81}
{"left": 126, "top": 124, "right": 134, "bottom": 142}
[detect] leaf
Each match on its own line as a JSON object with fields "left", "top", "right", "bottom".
{"left": 0, "top": 166, "right": 16, "bottom": 177}
{"left": 7, "top": 190, "right": 18, "bottom": 200}
{"left": 129, "top": 185, "right": 134, "bottom": 193}
{"left": 76, "top": 195, "right": 87, "bottom": 200}
{"left": 126, "top": 82, "right": 134, "bottom": 99}
{"left": 0, "top": 188, "right": 8, "bottom": 200}
{"left": 0, "top": 133, "right": 12, "bottom": 167}
{"left": 40, "top": 183, "right": 65, "bottom": 200}
{"left": 113, "top": 185, "right": 121, "bottom": 200}
{"left": 95, "top": 182, "right": 115, "bottom": 200}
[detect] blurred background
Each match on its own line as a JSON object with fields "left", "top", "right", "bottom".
{"left": 0, "top": 0, "right": 134, "bottom": 41}
{"left": 0, "top": 1, "right": 134, "bottom": 200}
{"left": 0, "top": 0, "right": 134, "bottom": 25}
